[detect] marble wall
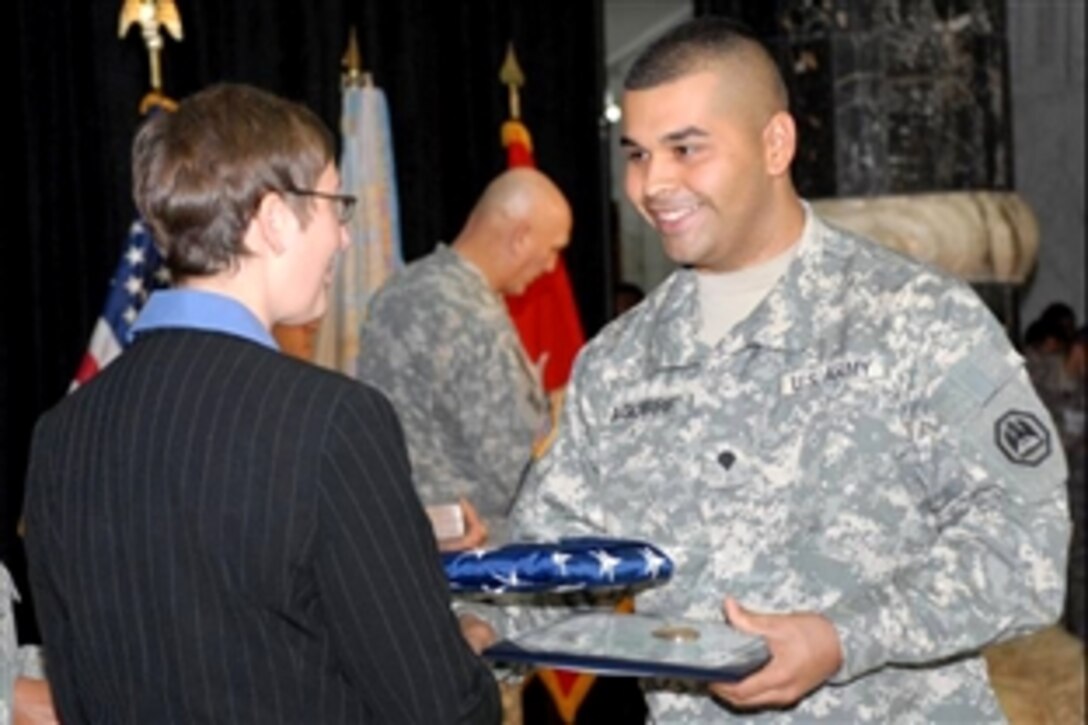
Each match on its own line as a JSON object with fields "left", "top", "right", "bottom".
{"left": 697, "top": 0, "right": 1012, "bottom": 197}
{"left": 1007, "top": 0, "right": 1085, "bottom": 329}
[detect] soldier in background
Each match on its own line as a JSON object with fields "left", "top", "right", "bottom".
{"left": 1, "top": 562, "right": 55, "bottom": 724}
{"left": 1025, "top": 315, "right": 1086, "bottom": 641}
{"left": 1023, "top": 306, "right": 1085, "bottom": 641}
{"left": 1059, "top": 327, "right": 1087, "bottom": 641}
{"left": 613, "top": 281, "right": 646, "bottom": 318}
{"left": 359, "top": 168, "right": 571, "bottom": 546}
{"left": 466, "top": 18, "right": 1070, "bottom": 722}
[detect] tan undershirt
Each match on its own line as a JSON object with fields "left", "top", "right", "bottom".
{"left": 697, "top": 206, "right": 813, "bottom": 347}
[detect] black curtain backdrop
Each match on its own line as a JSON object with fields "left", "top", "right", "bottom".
{"left": 8, "top": 0, "right": 610, "bottom": 635}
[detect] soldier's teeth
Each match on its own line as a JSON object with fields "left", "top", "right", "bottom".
{"left": 656, "top": 207, "right": 696, "bottom": 223}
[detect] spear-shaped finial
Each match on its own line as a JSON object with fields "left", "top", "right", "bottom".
{"left": 118, "top": 0, "right": 183, "bottom": 94}
{"left": 342, "top": 27, "right": 373, "bottom": 88}
{"left": 499, "top": 42, "right": 525, "bottom": 120}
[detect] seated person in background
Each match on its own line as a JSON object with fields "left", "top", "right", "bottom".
{"left": 465, "top": 18, "right": 1069, "bottom": 722}
{"left": 359, "top": 168, "right": 572, "bottom": 546}
{"left": 613, "top": 281, "right": 646, "bottom": 317}
{"left": 1067, "top": 325, "right": 1088, "bottom": 385}
{"left": 1027, "top": 319, "right": 1086, "bottom": 641}
{"left": 23, "top": 83, "right": 499, "bottom": 724}
{"left": 1023, "top": 304, "right": 1075, "bottom": 393}
{"left": 1060, "top": 326, "right": 1087, "bottom": 641}
{"left": 2, "top": 561, "right": 56, "bottom": 724}
{"left": 1039, "top": 301, "right": 1077, "bottom": 344}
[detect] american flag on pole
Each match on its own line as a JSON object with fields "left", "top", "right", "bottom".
{"left": 71, "top": 220, "right": 170, "bottom": 389}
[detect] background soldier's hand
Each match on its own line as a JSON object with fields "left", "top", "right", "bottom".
{"left": 13, "top": 677, "right": 58, "bottom": 725}
{"left": 708, "top": 597, "right": 843, "bottom": 710}
{"left": 437, "top": 498, "right": 489, "bottom": 552}
{"left": 458, "top": 613, "right": 497, "bottom": 655}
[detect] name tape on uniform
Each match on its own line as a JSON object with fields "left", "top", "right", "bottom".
{"left": 780, "top": 358, "right": 882, "bottom": 397}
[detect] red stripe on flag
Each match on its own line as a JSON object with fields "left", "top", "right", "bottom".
{"left": 501, "top": 120, "right": 584, "bottom": 391}
{"left": 72, "top": 354, "right": 101, "bottom": 387}
{"left": 505, "top": 263, "right": 584, "bottom": 391}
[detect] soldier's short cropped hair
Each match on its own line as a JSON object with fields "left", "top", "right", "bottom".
{"left": 132, "top": 83, "right": 335, "bottom": 278}
{"left": 624, "top": 17, "right": 788, "bottom": 110}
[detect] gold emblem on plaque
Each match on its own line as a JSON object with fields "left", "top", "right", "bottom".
{"left": 652, "top": 625, "right": 700, "bottom": 643}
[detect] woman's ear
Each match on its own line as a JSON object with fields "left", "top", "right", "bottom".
{"left": 250, "top": 192, "right": 299, "bottom": 257}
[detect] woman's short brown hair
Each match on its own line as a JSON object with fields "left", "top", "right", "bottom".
{"left": 132, "top": 83, "right": 335, "bottom": 279}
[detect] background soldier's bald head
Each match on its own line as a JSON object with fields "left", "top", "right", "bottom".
{"left": 473, "top": 167, "right": 569, "bottom": 225}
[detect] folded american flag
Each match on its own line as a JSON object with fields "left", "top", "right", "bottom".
{"left": 443, "top": 538, "right": 673, "bottom": 594}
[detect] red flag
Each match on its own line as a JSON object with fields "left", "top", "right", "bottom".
{"left": 501, "top": 118, "right": 585, "bottom": 392}
{"left": 501, "top": 112, "right": 597, "bottom": 719}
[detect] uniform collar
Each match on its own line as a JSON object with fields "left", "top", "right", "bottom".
{"left": 647, "top": 209, "right": 849, "bottom": 371}
{"left": 435, "top": 243, "right": 502, "bottom": 303}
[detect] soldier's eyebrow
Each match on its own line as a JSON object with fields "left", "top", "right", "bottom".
{"left": 661, "top": 126, "right": 709, "bottom": 144}
{"left": 620, "top": 127, "right": 709, "bottom": 149}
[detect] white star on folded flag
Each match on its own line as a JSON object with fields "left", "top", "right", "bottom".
{"left": 641, "top": 547, "right": 667, "bottom": 578}
{"left": 591, "top": 549, "right": 621, "bottom": 581}
{"left": 551, "top": 551, "right": 572, "bottom": 576}
{"left": 491, "top": 568, "right": 522, "bottom": 593}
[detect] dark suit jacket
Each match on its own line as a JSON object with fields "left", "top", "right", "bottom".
{"left": 24, "top": 329, "right": 499, "bottom": 724}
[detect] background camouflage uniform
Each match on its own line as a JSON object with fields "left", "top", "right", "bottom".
{"left": 508, "top": 214, "right": 1070, "bottom": 723}
{"left": 360, "top": 244, "right": 548, "bottom": 538}
{"left": 2, "top": 563, "right": 45, "bottom": 723}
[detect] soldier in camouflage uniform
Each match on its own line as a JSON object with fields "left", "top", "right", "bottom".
{"left": 2, "top": 562, "right": 53, "bottom": 723}
{"left": 471, "top": 18, "right": 1070, "bottom": 723}
{"left": 359, "top": 168, "right": 570, "bottom": 544}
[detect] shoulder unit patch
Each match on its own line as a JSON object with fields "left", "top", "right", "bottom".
{"left": 994, "top": 409, "right": 1051, "bottom": 466}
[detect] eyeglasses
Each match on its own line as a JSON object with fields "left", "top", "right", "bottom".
{"left": 283, "top": 188, "right": 358, "bottom": 224}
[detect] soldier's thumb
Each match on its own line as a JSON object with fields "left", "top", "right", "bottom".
{"left": 723, "top": 596, "right": 768, "bottom": 635}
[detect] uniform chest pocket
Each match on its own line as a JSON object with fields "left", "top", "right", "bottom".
{"left": 749, "top": 377, "right": 922, "bottom": 574}
{"left": 758, "top": 373, "right": 904, "bottom": 487}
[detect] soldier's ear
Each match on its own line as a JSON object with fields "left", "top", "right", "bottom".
{"left": 507, "top": 220, "right": 531, "bottom": 261}
{"left": 763, "top": 112, "right": 796, "bottom": 176}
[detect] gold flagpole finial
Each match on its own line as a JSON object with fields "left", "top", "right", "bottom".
{"left": 118, "top": 0, "right": 183, "bottom": 97}
{"left": 342, "top": 27, "right": 373, "bottom": 88}
{"left": 499, "top": 42, "right": 525, "bottom": 120}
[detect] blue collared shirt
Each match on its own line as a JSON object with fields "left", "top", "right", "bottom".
{"left": 130, "top": 289, "right": 279, "bottom": 350}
